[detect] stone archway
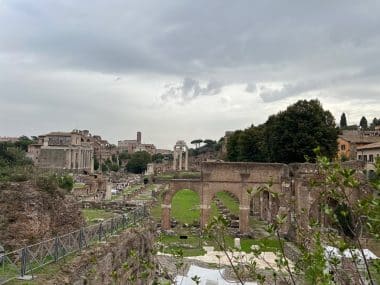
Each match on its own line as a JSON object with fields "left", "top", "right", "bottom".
{"left": 260, "top": 190, "right": 270, "bottom": 222}
{"left": 161, "top": 161, "right": 289, "bottom": 234}
{"left": 209, "top": 190, "right": 241, "bottom": 230}
{"left": 250, "top": 194, "right": 261, "bottom": 218}
{"left": 161, "top": 179, "right": 202, "bottom": 230}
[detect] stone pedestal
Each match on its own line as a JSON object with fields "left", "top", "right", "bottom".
{"left": 239, "top": 206, "right": 250, "bottom": 233}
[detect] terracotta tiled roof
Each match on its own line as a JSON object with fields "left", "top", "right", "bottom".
{"left": 339, "top": 135, "right": 380, "bottom": 144}
{"left": 357, "top": 142, "right": 380, "bottom": 150}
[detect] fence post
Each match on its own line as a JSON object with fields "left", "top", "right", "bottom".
{"left": 20, "top": 247, "right": 27, "bottom": 277}
{"left": 53, "top": 237, "right": 59, "bottom": 262}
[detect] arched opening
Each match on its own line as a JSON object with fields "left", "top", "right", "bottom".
{"left": 270, "top": 196, "right": 280, "bottom": 222}
{"left": 171, "top": 189, "right": 200, "bottom": 228}
{"left": 324, "top": 199, "right": 355, "bottom": 238}
{"left": 250, "top": 194, "right": 261, "bottom": 218}
{"left": 261, "top": 190, "right": 270, "bottom": 222}
{"left": 209, "top": 190, "right": 240, "bottom": 231}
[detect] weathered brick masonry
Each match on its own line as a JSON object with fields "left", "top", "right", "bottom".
{"left": 161, "top": 161, "right": 367, "bottom": 241}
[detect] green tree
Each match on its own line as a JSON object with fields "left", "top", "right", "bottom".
{"left": 339, "top": 113, "right": 347, "bottom": 129}
{"left": 126, "top": 151, "right": 151, "bottom": 174}
{"left": 152, "top": 153, "right": 164, "bottom": 163}
{"left": 226, "top": 130, "right": 242, "bottom": 161}
{"left": 370, "top": 118, "right": 380, "bottom": 130}
{"left": 359, "top": 116, "right": 368, "bottom": 130}
{"left": 118, "top": 150, "right": 130, "bottom": 161}
{"left": 190, "top": 139, "right": 203, "bottom": 149}
{"left": 265, "top": 99, "right": 338, "bottom": 163}
{"left": 237, "top": 125, "right": 267, "bottom": 162}
{"left": 0, "top": 142, "right": 32, "bottom": 166}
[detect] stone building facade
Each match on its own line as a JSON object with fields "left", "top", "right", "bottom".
{"left": 338, "top": 130, "right": 380, "bottom": 160}
{"left": 28, "top": 131, "right": 94, "bottom": 173}
{"left": 118, "top": 131, "right": 157, "bottom": 155}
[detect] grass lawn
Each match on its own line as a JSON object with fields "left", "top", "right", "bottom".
{"left": 151, "top": 189, "right": 280, "bottom": 257}
{"left": 171, "top": 189, "right": 200, "bottom": 224}
{"left": 215, "top": 192, "right": 239, "bottom": 216}
{"left": 157, "top": 233, "right": 280, "bottom": 257}
{"left": 81, "top": 209, "right": 116, "bottom": 224}
{"left": 2, "top": 253, "right": 77, "bottom": 285}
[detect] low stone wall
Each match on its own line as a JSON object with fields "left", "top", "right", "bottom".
{"left": 48, "top": 225, "right": 156, "bottom": 285}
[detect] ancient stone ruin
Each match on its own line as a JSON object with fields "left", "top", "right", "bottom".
{"left": 161, "top": 161, "right": 368, "bottom": 243}
{"left": 172, "top": 140, "right": 189, "bottom": 171}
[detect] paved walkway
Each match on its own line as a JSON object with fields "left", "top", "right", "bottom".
{"left": 158, "top": 246, "right": 294, "bottom": 271}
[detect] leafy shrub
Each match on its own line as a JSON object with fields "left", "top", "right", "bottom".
{"left": 57, "top": 174, "right": 74, "bottom": 191}
{"left": 36, "top": 175, "right": 58, "bottom": 194}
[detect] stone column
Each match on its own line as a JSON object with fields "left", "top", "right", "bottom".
{"left": 200, "top": 204, "right": 211, "bottom": 229}
{"left": 239, "top": 205, "right": 250, "bottom": 233}
{"left": 179, "top": 149, "right": 183, "bottom": 170}
{"left": 67, "top": 148, "right": 71, "bottom": 169}
{"left": 161, "top": 204, "right": 171, "bottom": 230}
{"left": 90, "top": 150, "right": 94, "bottom": 173}
{"left": 185, "top": 147, "right": 189, "bottom": 171}
{"left": 173, "top": 148, "right": 177, "bottom": 170}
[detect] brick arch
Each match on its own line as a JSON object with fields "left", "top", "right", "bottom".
{"left": 162, "top": 180, "right": 202, "bottom": 205}
{"left": 161, "top": 162, "right": 289, "bottom": 234}
{"left": 208, "top": 188, "right": 241, "bottom": 205}
{"left": 161, "top": 179, "right": 202, "bottom": 230}
{"left": 261, "top": 190, "right": 271, "bottom": 222}
{"left": 250, "top": 193, "right": 261, "bottom": 218}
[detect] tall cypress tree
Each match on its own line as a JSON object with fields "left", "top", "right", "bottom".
{"left": 340, "top": 113, "right": 347, "bottom": 128}
{"left": 360, "top": 116, "right": 368, "bottom": 130}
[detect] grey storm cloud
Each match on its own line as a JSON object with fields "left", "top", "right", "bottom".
{"left": 1, "top": 0, "right": 380, "bottom": 146}
{"left": 161, "top": 78, "right": 223, "bottom": 103}
{"left": 1, "top": 0, "right": 380, "bottom": 81}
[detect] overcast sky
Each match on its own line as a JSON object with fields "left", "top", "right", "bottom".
{"left": 1, "top": 1, "right": 380, "bottom": 149}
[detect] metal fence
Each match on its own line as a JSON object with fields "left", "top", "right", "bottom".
{"left": 0, "top": 206, "right": 147, "bottom": 284}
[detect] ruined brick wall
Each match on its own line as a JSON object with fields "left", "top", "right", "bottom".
{"left": 47, "top": 225, "right": 156, "bottom": 285}
{"left": 162, "top": 161, "right": 368, "bottom": 241}
{"left": 0, "top": 181, "right": 84, "bottom": 249}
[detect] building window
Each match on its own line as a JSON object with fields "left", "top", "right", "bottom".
{"left": 341, "top": 144, "right": 346, "bottom": 151}
{"left": 369, "top": 154, "right": 374, "bottom": 162}
{"left": 358, "top": 155, "right": 362, "bottom": 160}
{"left": 364, "top": 155, "right": 368, "bottom": 162}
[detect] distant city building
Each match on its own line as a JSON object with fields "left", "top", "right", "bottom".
{"left": 118, "top": 132, "right": 158, "bottom": 155}
{"left": 357, "top": 142, "right": 380, "bottom": 163}
{"left": 338, "top": 130, "right": 380, "bottom": 160}
{"left": 0, "top": 136, "right": 19, "bottom": 143}
{"left": 28, "top": 131, "right": 94, "bottom": 173}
